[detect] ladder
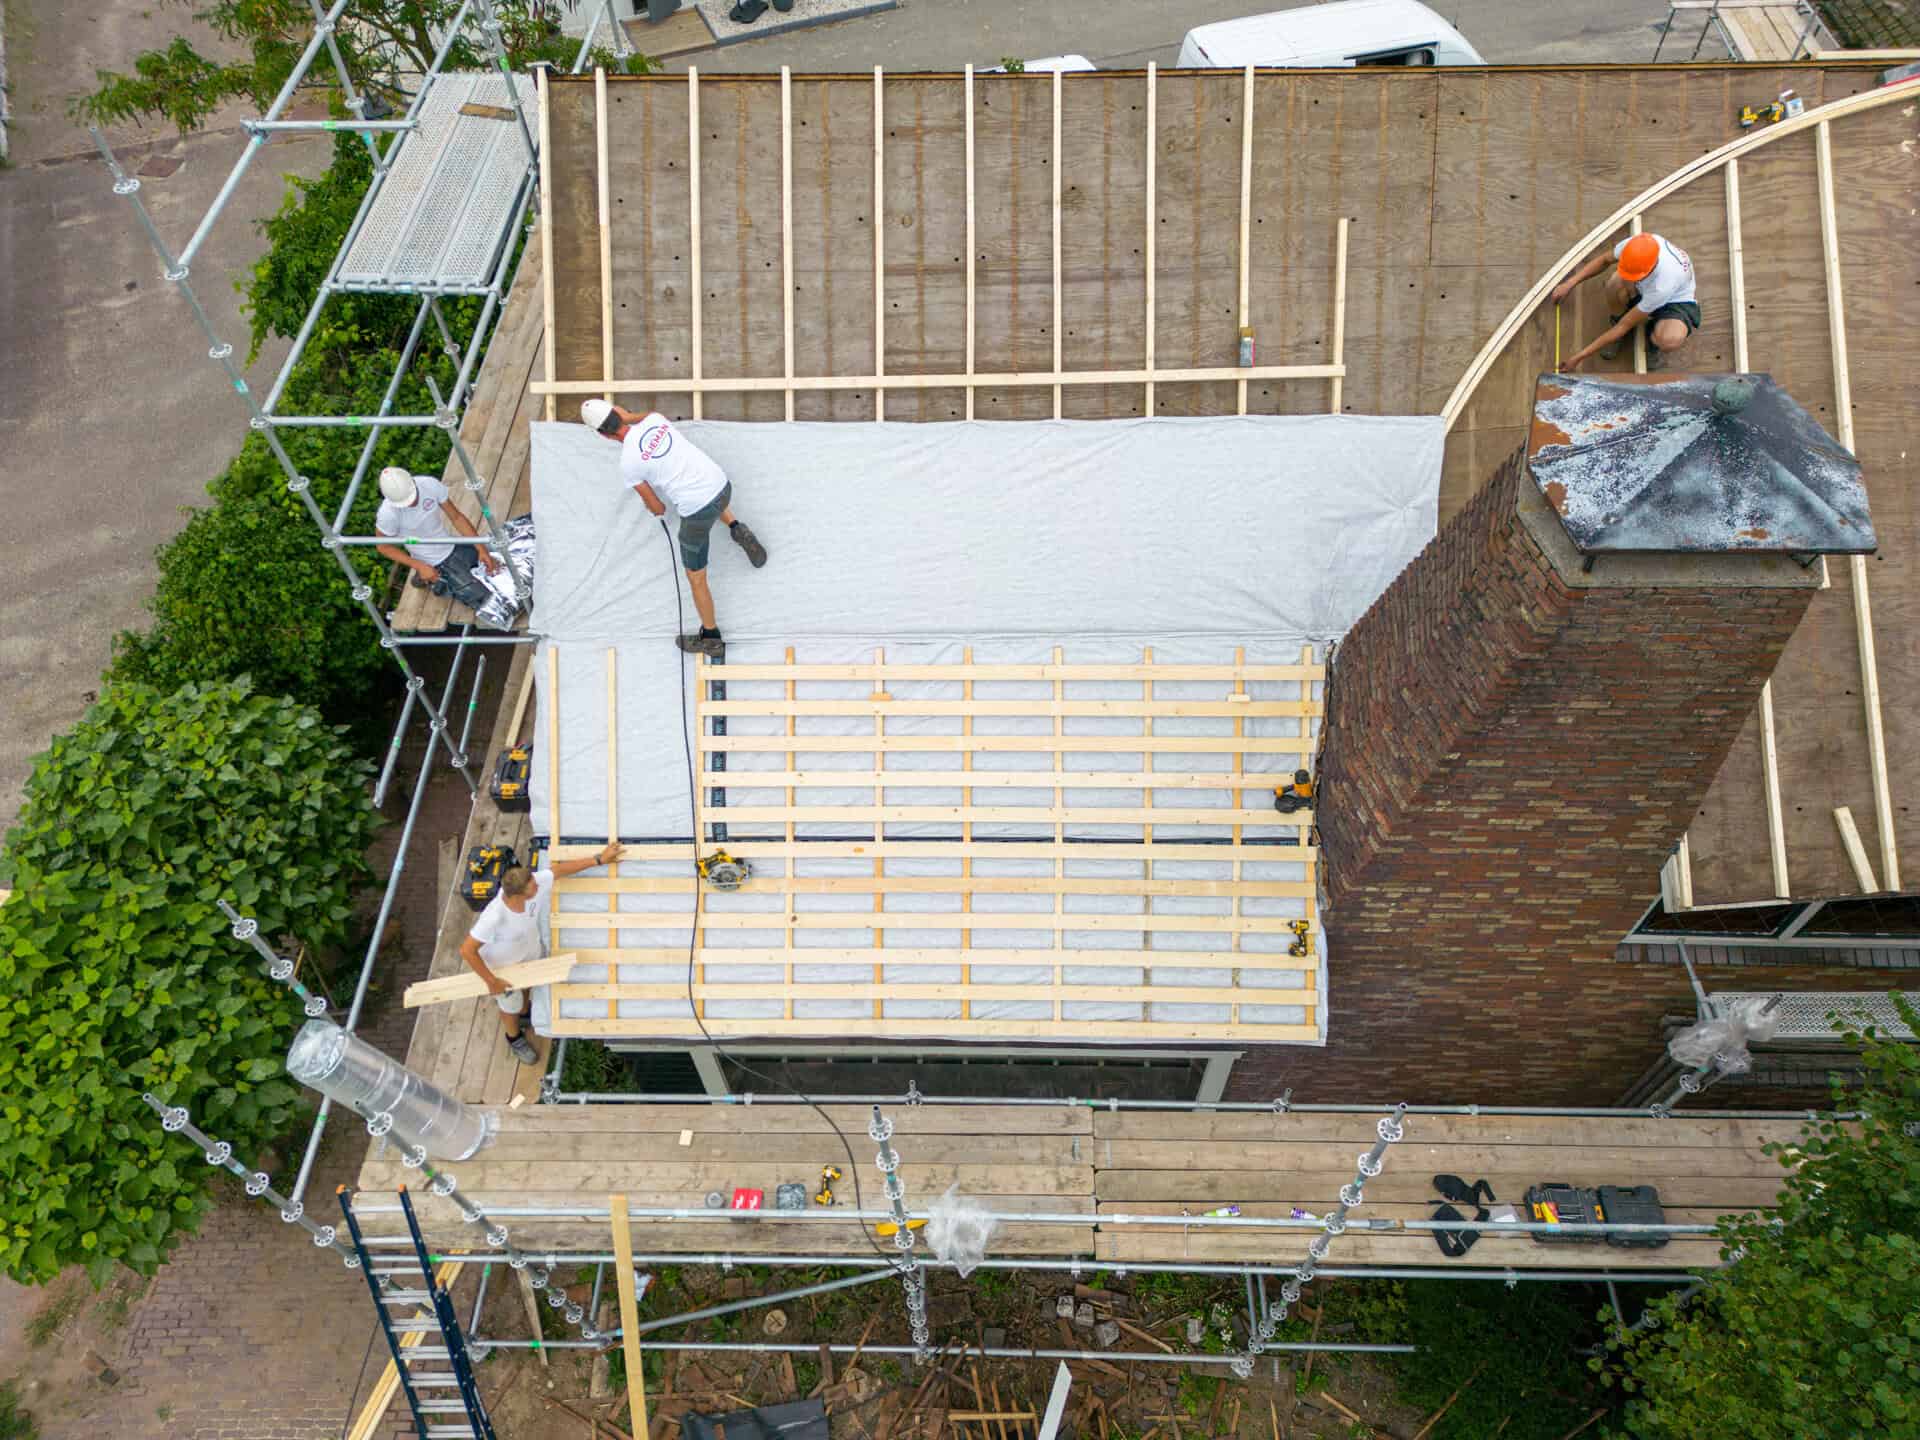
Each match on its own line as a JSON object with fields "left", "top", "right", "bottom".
{"left": 339, "top": 1186, "right": 498, "bottom": 1440}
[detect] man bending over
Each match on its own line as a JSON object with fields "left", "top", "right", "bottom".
{"left": 1551, "top": 232, "right": 1700, "bottom": 372}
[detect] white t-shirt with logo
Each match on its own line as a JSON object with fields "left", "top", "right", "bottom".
{"left": 619, "top": 413, "right": 729, "bottom": 515}
{"left": 467, "top": 867, "right": 556, "bottom": 970}
{"left": 1614, "top": 235, "right": 1696, "bottom": 313}
{"left": 375, "top": 475, "right": 457, "bottom": 567}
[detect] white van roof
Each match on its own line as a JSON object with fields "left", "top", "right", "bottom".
{"left": 1181, "top": 0, "right": 1481, "bottom": 66}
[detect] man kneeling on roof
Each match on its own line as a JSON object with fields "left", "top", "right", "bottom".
{"left": 373, "top": 465, "right": 501, "bottom": 612}
{"left": 459, "top": 842, "right": 624, "bottom": 1064}
{"left": 1551, "top": 231, "right": 1700, "bottom": 372}
{"left": 580, "top": 400, "right": 769, "bottom": 657}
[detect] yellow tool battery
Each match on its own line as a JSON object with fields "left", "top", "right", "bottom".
{"left": 490, "top": 744, "right": 533, "bottom": 813}
{"left": 458, "top": 845, "right": 519, "bottom": 912}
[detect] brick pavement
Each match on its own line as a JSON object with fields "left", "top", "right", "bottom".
{"left": 38, "top": 654, "right": 506, "bottom": 1440}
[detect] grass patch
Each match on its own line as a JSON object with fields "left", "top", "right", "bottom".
{"left": 25, "top": 1287, "right": 83, "bottom": 1348}
{"left": 0, "top": 1381, "right": 39, "bottom": 1440}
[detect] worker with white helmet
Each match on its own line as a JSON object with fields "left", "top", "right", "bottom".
{"left": 1550, "top": 231, "right": 1700, "bottom": 372}
{"left": 372, "top": 466, "right": 501, "bottom": 612}
{"left": 580, "top": 400, "right": 768, "bottom": 657}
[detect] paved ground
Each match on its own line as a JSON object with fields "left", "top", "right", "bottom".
{"left": 677, "top": 0, "right": 1730, "bottom": 72}
{"left": 0, "top": 1, "right": 330, "bottom": 827}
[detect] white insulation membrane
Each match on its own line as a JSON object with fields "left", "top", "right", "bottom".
{"left": 524, "top": 415, "right": 1443, "bottom": 1039}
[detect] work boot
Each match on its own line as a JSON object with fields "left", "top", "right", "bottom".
{"left": 728, "top": 0, "right": 768, "bottom": 21}
{"left": 677, "top": 631, "right": 726, "bottom": 658}
{"left": 504, "top": 1027, "right": 539, "bottom": 1065}
{"left": 730, "top": 521, "right": 768, "bottom": 568}
{"left": 1598, "top": 315, "right": 1626, "bottom": 361}
{"left": 772, "top": 0, "right": 794, "bottom": 10}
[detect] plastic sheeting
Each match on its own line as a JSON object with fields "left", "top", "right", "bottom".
{"left": 527, "top": 414, "right": 1443, "bottom": 838}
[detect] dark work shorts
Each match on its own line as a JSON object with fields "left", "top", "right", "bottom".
{"left": 678, "top": 481, "right": 733, "bottom": 572}
{"left": 1637, "top": 297, "right": 1701, "bottom": 335}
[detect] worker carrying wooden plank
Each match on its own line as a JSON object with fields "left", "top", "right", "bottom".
{"left": 580, "top": 400, "right": 770, "bottom": 657}
{"left": 1550, "top": 232, "right": 1701, "bottom": 372}
{"left": 459, "top": 842, "right": 623, "bottom": 1063}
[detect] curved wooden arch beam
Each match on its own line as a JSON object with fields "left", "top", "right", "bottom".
{"left": 1441, "top": 76, "right": 1920, "bottom": 430}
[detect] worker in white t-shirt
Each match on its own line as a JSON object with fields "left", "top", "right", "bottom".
{"left": 579, "top": 400, "right": 769, "bottom": 657}
{"left": 458, "top": 842, "right": 624, "bottom": 1064}
{"left": 1550, "top": 232, "right": 1701, "bottom": 372}
{"left": 373, "top": 466, "right": 501, "bottom": 612}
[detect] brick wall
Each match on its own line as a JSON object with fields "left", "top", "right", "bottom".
{"left": 1228, "top": 446, "right": 1832, "bottom": 1105}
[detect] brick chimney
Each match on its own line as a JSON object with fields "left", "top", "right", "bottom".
{"left": 1234, "top": 372, "right": 1873, "bottom": 1103}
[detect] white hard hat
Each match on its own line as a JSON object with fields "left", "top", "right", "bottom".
{"left": 378, "top": 466, "right": 418, "bottom": 506}
{"left": 581, "top": 398, "right": 615, "bottom": 432}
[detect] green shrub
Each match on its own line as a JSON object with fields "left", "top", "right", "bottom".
{"left": 109, "top": 491, "right": 393, "bottom": 741}
{"left": 1605, "top": 997, "right": 1920, "bottom": 1439}
{"left": 0, "top": 680, "right": 376, "bottom": 1286}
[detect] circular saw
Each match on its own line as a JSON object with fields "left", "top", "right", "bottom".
{"left": 696, "top": 849, "right": 753, "bottom": 891}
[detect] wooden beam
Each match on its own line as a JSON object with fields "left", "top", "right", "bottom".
{"left": 555, "top": 839, "right": 1315, "bottom": 864}
{"left": 874, "top": 66, "right": 886, "bottom": 422}
{"left": 560, "top": 981, "right": 1317, "bottom": 1007}
{"left": 1329, "top": 216, "right": 1349, "bottom": 414}
{"left": 516, "top": 1265, "right": 549, "bottom": 1369}
{"left": 507, "top": 643, "right": 538, "bottom": 744}
{"left": 1815, "top": 118, "right": 1897, "bottom": 894}
{"left": 1629, "top": 213, "right": 1647, "bottom": 375}
{"left": 609, "top": 1196, "right": 652, "bottom": 1440}
{"left": 561, "top": 871, "right": 1314, "bottom": 899}
{"left": 1834, "top": 806, "right": 1879, "bottom": 893}
{"left": 556, "top": 946, "right": 1318, "bottom": 971}
{"left": 703, "top": 661, "right": 1318, "bottom": 682}
{"left": 404, "top": 952, "right": 581, "bottom": 1009}
{"left": 1236, "top": 65, "right": 1254, "bottom": 416}
{"left": 781, "top": 67, "right": 795, "bottom": 422}
{"left": 537, "top": 68, "right": 556, "bottom": 422}
{"left": 1052, "top": 67, "right": 1063, "bottom": 420}
{"left": 1144, "top": 63, "right": 1156, "bottom": 417}
{"left": 605, "top": 644, "right": 620, "bottom": 1018}
{"left": 534, "top": 362, "right": 1344, "bottom": 397}
{"left": 688, "top": 67, "right": 704, "bottom": 420}
{"left": 563, "top": 909, "right": 1307, "bottom": 934}
{"left": 699, "top": 733, "right": 1318, "bottom": 755}
{"left": 703, "top": 698, "right": 1313, "bottom": 718}
{"left": 553, "top": 1015, "right": 1319, "bottom": 1043}
{"left": 658, "top": 768, "right": 1320, "bottom": 792}
{"left": 1674, "top": 829, "right": 1695, "bottom": 910}
{"left": 965, "top": 63, "right": 976, "bottom": 420}
{"left": 1727, "top": 154, "right": 1788, "bottom": 898}
{"left": 594, "top": 67, "right": 613, "bottom": 406}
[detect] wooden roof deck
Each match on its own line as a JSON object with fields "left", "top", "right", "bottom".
{"left": 357, "top": 1098, "right": 1798, "bottom": 1270}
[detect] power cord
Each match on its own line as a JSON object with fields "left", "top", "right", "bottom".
{"left": 658, "top": 517, "right": 891, "bottom": 1262}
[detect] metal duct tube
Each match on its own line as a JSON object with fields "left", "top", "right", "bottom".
{"left": 285, "top": 1019, "right": 493, "bottom": 1159}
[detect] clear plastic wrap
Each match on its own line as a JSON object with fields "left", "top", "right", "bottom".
{"left": 1667, "top": 996, "right": 1782, "bottom": 1076}
{"left": 285, "top": 1019, "right": 494, "bottom": 1159}
{"left": 925, "top": 1185, "right": 998, "bottom": 1277}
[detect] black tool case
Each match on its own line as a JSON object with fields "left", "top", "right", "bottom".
{"left": 1597, "top": 1184, "right": 1671, "bottom": 1249}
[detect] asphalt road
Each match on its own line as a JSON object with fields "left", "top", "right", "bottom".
{"left": 0, "top": 3, "right": 330, "bottom": 825}
{"left": 0, "top": 0, "right": 1731, "bottom": 828}
{"left": 677, "top": 0, "right": 1730, "bottom": 72}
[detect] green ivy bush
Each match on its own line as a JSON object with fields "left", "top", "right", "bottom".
{"left": 1605, "top": 998, "right": 1920, "bottom": 1439}
{"left": 0, "top": 680, "right": 376, "bottom": 1286}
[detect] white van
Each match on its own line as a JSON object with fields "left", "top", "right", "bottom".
{"left": 1176, "top": 0, "right": 1485, "bottom": 69}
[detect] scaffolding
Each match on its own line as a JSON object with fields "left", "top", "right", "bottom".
{"left": 96, "top": 9, "right": 1863, "bottom": 1413}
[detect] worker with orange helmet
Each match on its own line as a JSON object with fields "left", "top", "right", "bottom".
{"left": 1549, "top": 231, "right": 1699, "bottom": 372}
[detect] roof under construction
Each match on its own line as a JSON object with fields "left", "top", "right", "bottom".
{"left": 439, "top": 59, "right": 1908, "bottom": 913}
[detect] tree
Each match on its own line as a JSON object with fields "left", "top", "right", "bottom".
{"left": 0, "top": 680, "right": 376, "bottom": 1286}
{"left": 79, "top": 1, "right": 649, "bottom": 132}
{"left": 1605, "top": 997, "right": 1920, "bottom": 1439}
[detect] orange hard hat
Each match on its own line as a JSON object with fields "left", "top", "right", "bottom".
{"left": 1617, "top": 234, "right": 1660, "bottom": 283}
